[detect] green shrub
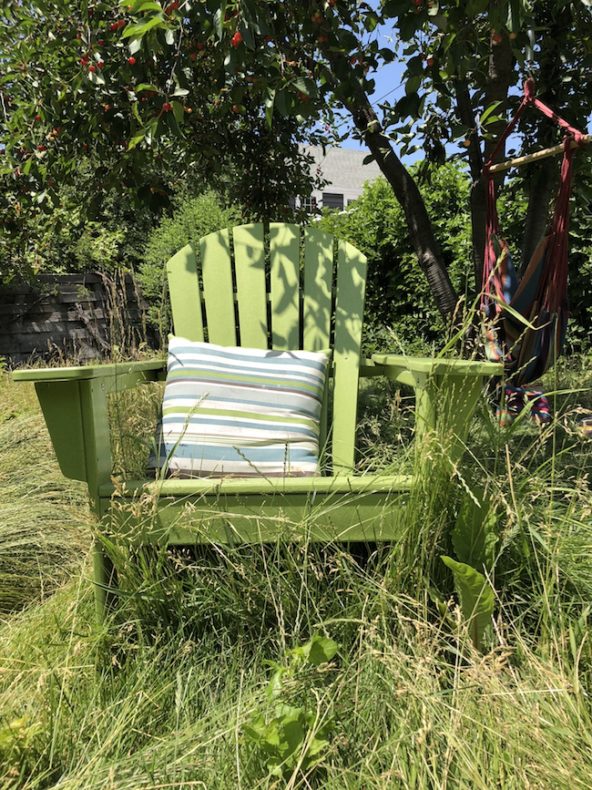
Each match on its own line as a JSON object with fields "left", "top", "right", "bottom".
{"left": 316, "top": 164, "right": 473, "bottom": 354}
{"left": 138, "top": 191, "right": 240, "bottom": 339}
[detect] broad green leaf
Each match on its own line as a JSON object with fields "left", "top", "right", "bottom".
{"left": 405, "top": 75, "right": 421, "bottom": 96}
{"left": 171, "top": 100, "right": 184, "bottom": 123}
{"left": 441, "top": 556, "right": 494, "bottom": 651}
{"left": 452, "top": 486, "right": 497, "bottom": 570}
{"left": 395, "top": 92, "right": 421, "bottom": 119}
{"left": 128, "top": 130, "right": 146, "bottom": 150}
{"left": 135, "top": 83, "right": 160, "bottom": 92}
{"left": 122, "top": 15, "right": 165, "bottom": 39}
{"left": 304, "top": 636, "right": 339, "bottom": 666}
{"left": 165, "top": 28, "right": 175, "bottom": 46}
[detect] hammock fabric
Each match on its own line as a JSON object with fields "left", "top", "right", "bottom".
{"left": 481, "top": 79, "right": 585, "bottom": 386}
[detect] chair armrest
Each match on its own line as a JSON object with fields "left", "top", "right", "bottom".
{"left": 12, "top": 358, "right": 166, "bottom": 390}
{"left": 368, "top": 354, "right": 501, "bottom": 384}
{"left": 12, "top": 359, "right": 166, "bottom": 501}
{"left": 363, "top": 354, "right": 502, "bottom": 463}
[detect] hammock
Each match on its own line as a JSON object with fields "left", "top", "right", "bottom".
{"left": 481, "top": 79, "right": 586, "bottom": 386}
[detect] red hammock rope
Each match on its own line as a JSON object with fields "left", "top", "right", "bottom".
{"left": 481, "top": 79, "right": 586, "bottom": 384}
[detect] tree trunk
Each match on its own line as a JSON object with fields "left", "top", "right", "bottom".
{"left": 329, "top": 64, "right": 459, "bottom": 320}
{"left": 521, "top": 4, "right": 572, "bottom": 269}
{"left": 471, "top": 31, "right": 515, "bottom": 289}
{"left": 455, "top": 80, "right": 486, "bottom": 291}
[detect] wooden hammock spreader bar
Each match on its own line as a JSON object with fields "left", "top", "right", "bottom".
{"left": 489, "top": 134, "right": 592, "bottom": 174}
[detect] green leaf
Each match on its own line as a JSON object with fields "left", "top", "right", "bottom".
{"left": 303, "top": 636, "right": 339, "bottom": 667}
{"left": 171, "top": 100, "right": 184, "bottom": 123}
{"left": 165, "top": 28, "right": 175, "bottom": 46}
{"left": 452, "top": 486, "right": 498, "bottom": 570}
{"left": 480, "top": 100, "right": 503, "bottom": 126}
{"left": 129, "top": 37, "right": 143, "bottom": 55}
{"left": 394, "top": 92, "right": 421, "bottom": 119}
{"left": 441, "top": 556, "right": 494, "bottom": 651}
{"left": 265, "top": 89, "right": 275, "bottom": 128}
{"left": 88, "top": 71, "right": 105, "bottom": 86}
{"left": 135, "top": 83, "right": 160, "bottom": 93}
{"left": 122, "top": 15, "right": 165, "bottom": 39}
{"left": 405, "top": 75, "right": 422, "bottom": 96}
{"left": 128, "top": 130, "right": 146, "bottom": 150}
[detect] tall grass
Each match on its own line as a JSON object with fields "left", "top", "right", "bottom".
{"left": 0, "top": 358, "right": 591, "bottom": 788}
{"left": 0, "top": 376, "right": 91, "bottom": 613}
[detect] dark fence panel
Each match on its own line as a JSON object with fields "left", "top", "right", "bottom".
{"left": 0, "top": 272, "right": 150, "bottom": 366}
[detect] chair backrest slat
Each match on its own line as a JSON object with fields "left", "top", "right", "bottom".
{"left": 269, "top": 223, "right": 300, "bottom": 350}
{"left": 199, "top": 229, "right": 236, "bottom": 345}
{"left": 167, "top": 223, "right": 367, "bottom": 474}
{"left": 233, "top": 223, "right": 268, "bottom": 348}
{"left": 332, "top": 240, "right": 367, "bottom": 473}
{"left": 303, "top": 227, "right": 334, "bottom": 352}
{"left": 166, "top": 245, "right": 204, "bottom": 341}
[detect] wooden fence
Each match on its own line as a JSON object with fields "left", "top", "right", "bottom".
{"left": 0, "top": 272, "right": 150, "bottom": 366}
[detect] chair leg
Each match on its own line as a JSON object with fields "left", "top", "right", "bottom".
{"left": 93, "top": 540, "right": 116, "bottom": 622}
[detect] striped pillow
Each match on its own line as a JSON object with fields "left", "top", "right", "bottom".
{"left": 152, "top": 336, "right": 329, "bottom": 478}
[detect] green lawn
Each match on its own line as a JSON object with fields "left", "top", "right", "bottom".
{"left": 1, "top": 358, "right": 591, "bottom": 788}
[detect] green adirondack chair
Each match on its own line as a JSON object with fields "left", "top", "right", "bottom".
{"left": 13, "top": 223, "right": 501, "bottom": 618}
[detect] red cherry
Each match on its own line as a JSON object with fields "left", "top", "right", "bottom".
{"left": 80, "top": 56, "right": 89, "bottom": 65}
{"left": 231, "top": 104, "right": 241, "bottom": 113}
{"left": 414, "top": 0, "right": 423, "bottom": 6}
{"left": 88, "top": 64, "right": 97, "bottom": 72}
{"left": 36, "top": 144, "right": 47, "bottom": 151}
{"left": 97, "top": 60, "right": 105, "bottom": 69}
{"left": 426, "top": 56, "right": 435, "bottom": 67}
{"left": 231, "top": 31, "right": 243, "bottom": 48}
{"left": 97, "top": 39, "right": 105, "bottom": 46}
{"left": 34, "top": 114, "right": 42, "bottom": 122}
{"left": 492, "top": 31, "right": 503, "bottom": 44}
{"left": 164, "top": 0, "right": 179, "bottom": 13}
{"left": 127, "top": 56, "right": 136, "bottom": 65}
{"left": 190, "top": 52, "right": 197, "bottom": 61}
{"left": 162, "top": 102, "right": 172, "bottom": 112}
